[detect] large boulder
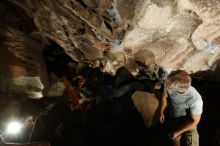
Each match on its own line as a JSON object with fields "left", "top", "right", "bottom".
{"left": 131, "top": 91, "right": 160, "bottom": 128}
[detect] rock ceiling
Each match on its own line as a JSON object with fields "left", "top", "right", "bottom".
{"left": 0, "top": 0, "right": 220, "bottom": 98}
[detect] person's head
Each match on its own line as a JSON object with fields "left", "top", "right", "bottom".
{"left": 101, "top": 62, "right": 111, "bottom": 73}
{"left": 165, "top": 70, "right": 191, "bottom": 93}
{"left": 91, "top": 59, "right": 102, "bottom": 68}
{"left": 100, "top": 59, "right": 114, "bottom": 74}
{"left": 73, "top": 75, "right": 86, "bottom": 88}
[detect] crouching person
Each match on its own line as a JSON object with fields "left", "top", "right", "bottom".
{"left": 159, "top": 70, "right": 203, "bottom": 146}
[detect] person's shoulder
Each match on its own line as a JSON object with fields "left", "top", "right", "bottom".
{"left": 187, "top": 86, "right": 198, "bottom": 93}
{"left": 187, "top": 86, "right": 202, "bottom": 100}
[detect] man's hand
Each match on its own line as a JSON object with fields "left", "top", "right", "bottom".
{"left": 170, "top": 131, "right": 181, "bottom": 140}
{"left": 173, "top": 114, "right": 202, "bottom": 137}
{"left": 159, "top": 113, "right": 165, "bottom": 123}
{"left": 154, "top": 83, "right": 161, "bottom": 90}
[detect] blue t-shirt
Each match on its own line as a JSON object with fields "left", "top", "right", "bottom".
{"left": 165, "top": 85, "right": 203, "bottom": 117}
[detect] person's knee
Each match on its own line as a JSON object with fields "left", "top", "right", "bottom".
{"left": 172, "top": 135, "right": 181, "bottom": 146}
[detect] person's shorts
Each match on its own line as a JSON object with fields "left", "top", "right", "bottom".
{"left": 183, "top": 129, "right": 199, "bottom": 146}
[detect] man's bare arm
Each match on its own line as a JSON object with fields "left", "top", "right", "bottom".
{"left": 171, "top": 114, "right": 201, "bottom": 139}
{"left": 159, "top": 92, "right": 168, "bottom": 123}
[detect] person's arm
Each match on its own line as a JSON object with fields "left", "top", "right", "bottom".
{"left": 171, "top": 114, "right": 201, "bottom": 139}
{"left": 159, "top": 91, "right": 168, "bottom": 123}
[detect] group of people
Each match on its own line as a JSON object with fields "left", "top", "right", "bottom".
{"left": 63, "top": 59, "right": 203, "bottom": 146}
{"left": 67, "top": 59, "right": 161, "bottom": 111}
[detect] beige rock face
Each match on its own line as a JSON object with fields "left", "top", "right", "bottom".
{"left": 6, "top": 0, "right": 220, "bottom": 79}
{"left": 124, "top": 0, "right": 220, "bottom": 76}
{"left": 132, "top": 91, "right": 160, "bottom": 128}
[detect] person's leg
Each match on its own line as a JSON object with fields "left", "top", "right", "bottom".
{"left": 93, "top": 85, "right": 113, "bottom": 105}
{"left": 167, "top": 117, "right": 182, "bottom": 146}
{"left": 141, "top": 79, "right": 158, "bottom": 93}
{"left": 182, "top": 129, "right": 199, "bottom": 146}
{"left": 173, "top": 136, "right": 181, "bottom": 146}
{"left": 173, "top": 140, "right": 181, "bottom": 146}
{"left": 114, "top": 67, "right": 134, "bottom": 88}
{"left": 113, "top": 80, "right": 145, "bottom": 97}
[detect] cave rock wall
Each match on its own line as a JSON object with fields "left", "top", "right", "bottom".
{"left": 3, "top": 0, "right": 220, "bottom": 78}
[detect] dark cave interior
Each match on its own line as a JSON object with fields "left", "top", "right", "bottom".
{"left": 39, "top": 44, "right": 220, "bottom": 146}
{"left": 0, "top": 0, "right": 220, "bottom": 146}
{"left": 1, "top": 43, "right": 217, "bottom": 146}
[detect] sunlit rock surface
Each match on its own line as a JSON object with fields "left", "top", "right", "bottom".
{"left": 5, "top": 0, "right": 219, "bottom": 78}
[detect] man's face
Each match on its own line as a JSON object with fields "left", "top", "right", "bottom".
{"left": 165, "top": 80, "right": 186, "bottom": 94}
{"left": 92, "top": 60, "right": 101, "bottom": 68}
{"left": 101, "top": 64, "right": 110, "bottom": 73}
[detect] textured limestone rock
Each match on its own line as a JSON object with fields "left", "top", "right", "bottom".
{"left": 0, "top": 0, "right": 219, "bottom": 131}
{"left": 8, "top": 0, "right": 137, "bottom": 61}
{"left": 0, "top": 26, "right": 48, "bottom": 99}
{"left": 46, "top": 79, "right": 65, "bottom": 97}
{"left": 5, "top": 0, "right": 219, "bottom": 79}
{"left": 124, "top": 0, "right": 220, "bottom": 76}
